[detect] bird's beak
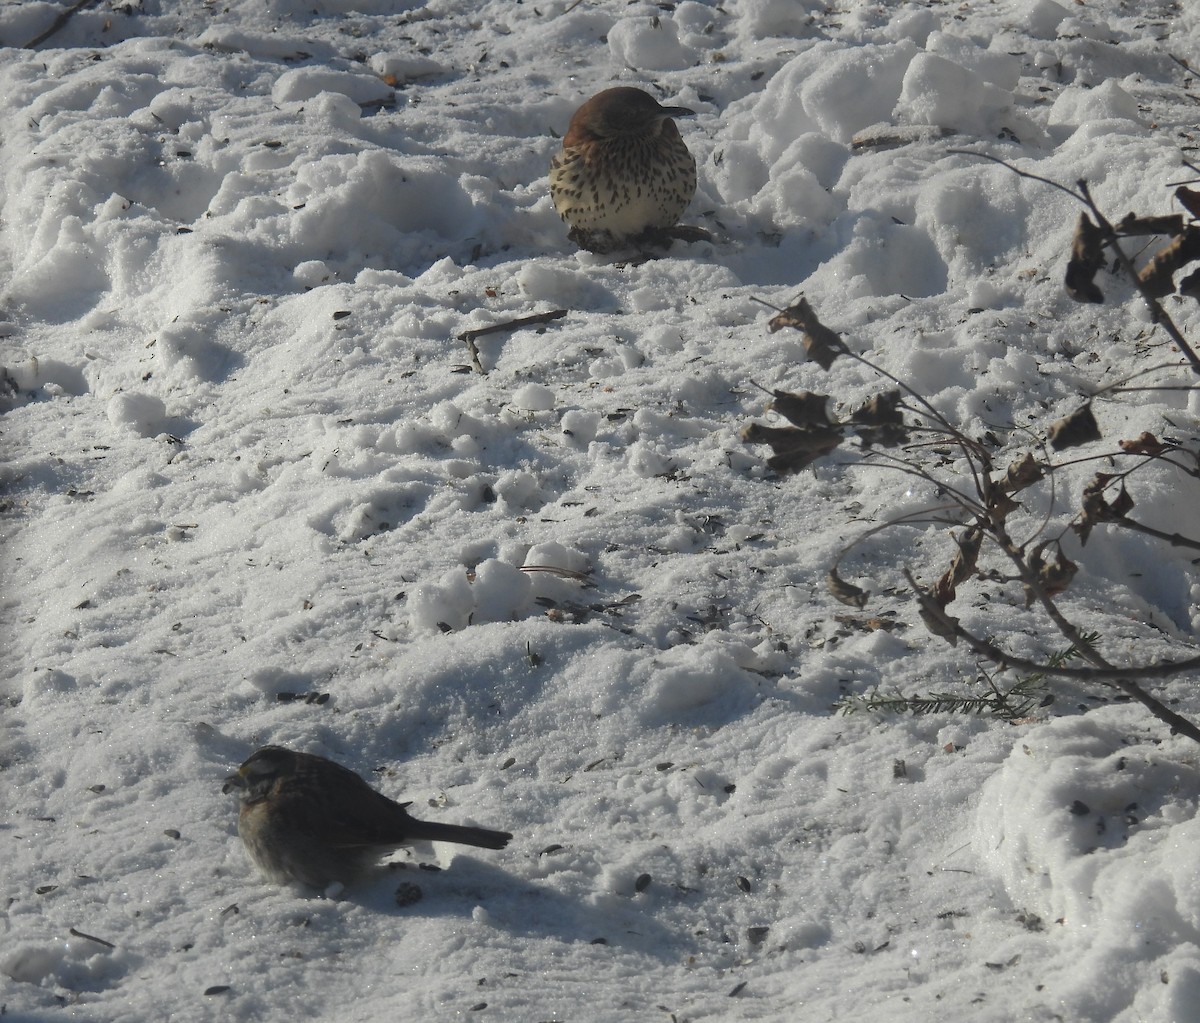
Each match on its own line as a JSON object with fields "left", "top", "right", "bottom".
{"left": 661, "top": 105, "right": 695, "bottom": 118}
{"left": 222, "top": 769, "right": 247, "bottom": 795}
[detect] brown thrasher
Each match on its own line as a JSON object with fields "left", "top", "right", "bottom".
{"left": 550, "top": 86, "right": 698, "bottom": 254}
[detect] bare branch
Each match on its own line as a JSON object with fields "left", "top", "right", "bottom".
{"left": 456, "top": 308, "right": 568, "bottom": 374}
{"left": 951, "top": 152, "right": 1200, "bottom": 374}
{"left": 903, "top": 568, "right": 1200, "bottom": 745}
{"left": 457, "top": 308, "right": 568, "bottom": 343}
{"left": 1075, "top": 181, "right": 1200, "bottom": 375}
{"left": 23, "top": 0, "right": 97, "bottom": 48}
{"left": 946, "top": 149, "right": 1085, "bottom": 203}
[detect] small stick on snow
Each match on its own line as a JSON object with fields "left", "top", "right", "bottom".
{"left": 458, "top": 309, "right": 568, "bottom": 343}
{"left": 69, "top": 927, "right": 115, "bottom": 949}
{"left": 456, "top": 309, "right": 568, "bottom": 374}
{"left": 23, "top": 0, "right": 97, "bottom": 48}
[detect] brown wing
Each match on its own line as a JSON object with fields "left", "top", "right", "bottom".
{"left": 269, "top": 764, "right": 421, "bottom": 850}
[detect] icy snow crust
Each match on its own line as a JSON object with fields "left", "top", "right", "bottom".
{"left": 4, "top": 0, "right": 1200, "bottom": 1019}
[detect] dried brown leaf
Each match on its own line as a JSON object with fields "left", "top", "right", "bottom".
{"left": 1109, "top": 483, "right": 1135, "bottom": 518}
{"left": 933, "top": 527, "right": 982, "bottom": 605}
{"left": 766, "top": 297, "right": 847, "bottom": 369}
{"left": 1137, "top": 225, "right": 1200, "bottom": 298}
{"left": 1073, "top": 515, "right": 1096, "bottom": 547}
{"left": 802, "top": 332, "right": 843, "bottom": 371}
{"left": 769, "top": 390, "right": 834, "bottom": 428}
{"left": 1118, "top": 432, "right": 1167, "bottom": 457}
{"left": 741, "top": 422, "right": 799, "bottom": 448}
{"left": 1114, "top": 213, "right": 1185, "bottom": 236}
{"left": 1177, "top": 185, "right": 1200, "bottom": 220}
{"left": 988, "top": 490, "right": 1020, "bottom": 524}
{"left": 915, "top": 588, "right": 960, "bottom": 647}
{"left": 1074, "top": 472, "right": 1115, "bottom": 546}
{"left": 1026, "top": 541, "right": 1078, "bottom": 605}
{"left": 828, "top": 568, "right": 870, "bottom": 609}
{"left": 766, "top": 307, "right": 804, "bottom": 333}
{"left": 1064, "top": 213, "right": 1106, "bottom": 304}
{"left": 1048, "top": 403, "right": 1101, "bottom": 450}
{"left": 998, "top": 452, "right": 1045, "bottom": 494}
{"left": 742, "top": 422, "right": 843, "bottom": 473}
{"left": 849, "top": 390, "right": 903, "bottom": 426}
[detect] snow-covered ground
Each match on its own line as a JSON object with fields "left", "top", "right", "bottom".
{"left": 5, "top": 0, "right": 1200, "bottom": 1019}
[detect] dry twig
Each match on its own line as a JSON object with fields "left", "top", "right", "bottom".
{"left": 23, "top": 0, "right": 97, "bottom": 48}
{"left": 456, "top": 309, "right": 568, "bottom": 374}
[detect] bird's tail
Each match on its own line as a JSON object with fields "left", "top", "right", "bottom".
{"left": 407, "top": 820, "right": 512, "bottom": 850}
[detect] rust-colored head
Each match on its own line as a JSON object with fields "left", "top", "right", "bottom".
{"left": 562, "top": 86, "right": 695, "bottom": 148}
{"left": 549, "top": 85, "right": 699, "bottom": 251}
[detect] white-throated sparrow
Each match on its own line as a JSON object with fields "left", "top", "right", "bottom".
{"left": 223, "top": 745, "right": 512, "bottom": 887}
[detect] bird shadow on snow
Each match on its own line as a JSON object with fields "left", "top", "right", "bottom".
{"left": 349, "top": 855, "right": 684, "bottom": 961}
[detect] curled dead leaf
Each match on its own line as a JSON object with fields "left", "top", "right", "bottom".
{"left": 742, "top": 422, "right": 843, "bottom": 473}
{"left": 1090, "top": 474, "right": 1132, "bottom": 512}
{"left": 933, "top": 526, "right": 982, "bottom": 605}
{"left": 769, "top": 390, "right": 834, "bottom": 428}
{"left": 849, "top": 390, "right": 903, "bottom": 427}
{"left": 828, "top": 568, "right": 870, "bottom": 609}
{"left": 1064, "top": 213, "right": 1106, "bottom": 304}
{"left": 1076, "top": 473, "right": 1134, "bottom": 542}
{"left": 988, "top": 490, "right": 1020, "bottom": 524}
{"left": 849, "top": 391, "right": 910, "bottom": 446}
{"left": 1025, "top": 540, "right": 1078, "bottom": 604}
{"left": 1109, "top": 484, "right": 1135, "bottom": 517}
{"left": 1176, "top": 185, "right": 1200, "bottom": 220}
{"left": 1118, "top": 432, "right": 1167, "bottom": 457}
{"left": 1137, "top": 225, "right": 1200, "bottom": 299}
{"left": 998, "top": 452, "right": 1045, "bottom": 494}
{"left": 1075, "top": 472, "right": 1114, "bottom": 546}
{"left": 1048, "top": 403, "right": 1101, "bottom": 450}
{"left": 1114, "top": 213, "right": 1185, "bottom": 236}
{"left": 915, "top": 589, "right": 960, "bottom": 647}
{"left": 766, "top": 297, "right": 847, "bottom": 369}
